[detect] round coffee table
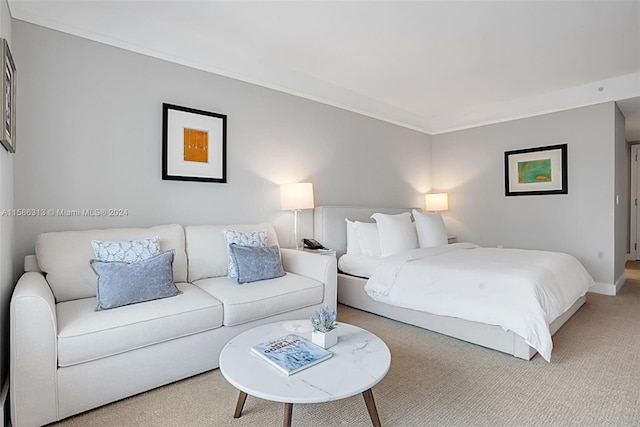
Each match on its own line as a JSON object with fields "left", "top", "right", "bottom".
{"left": 219, "top": 320, "right": 391, "bottom": 426}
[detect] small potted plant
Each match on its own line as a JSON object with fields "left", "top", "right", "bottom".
{"left": 310, "top": 305, "right": 338, "bottom": 349}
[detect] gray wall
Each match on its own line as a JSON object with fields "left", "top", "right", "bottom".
{"left": 0, "top": 0, "right": 13, "bottom": 398}
{"left": 431, "top": 103, "right": 621, "bottom": 286}
{"left": 12, "top": 20, "right": 431, "bottom": 264}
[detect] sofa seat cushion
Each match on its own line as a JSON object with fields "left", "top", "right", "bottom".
{"left": 193, "top": 273, "right": 324, "bottom": 326}
{"left": 56, "top": 282, "right": 223, "bottom": 367}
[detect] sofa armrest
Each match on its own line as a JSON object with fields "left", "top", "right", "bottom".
{"left": 10, "top": 272, "right": 59, "bottom": 427}
{"left": 280, "top": 248, "right": 337, "bottom": 312}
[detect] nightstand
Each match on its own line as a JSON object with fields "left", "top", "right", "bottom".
{"left": 447, "top": 236, "right": 457, "bottom": 244}
{"left": 302, "top": 248, "right": 337, "bottom": 258}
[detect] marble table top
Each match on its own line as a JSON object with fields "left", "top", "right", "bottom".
{"left": 219, "top": 320, "right": 391, "bottom": 404}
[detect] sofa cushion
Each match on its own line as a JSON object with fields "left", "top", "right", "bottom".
{"left": 229, "top": 244, "right": 285, "bottom": 283}
{"left": 192, "top": 273, "right": 323, "bottom": 326}
{"left": 37, "top": 224, "right": 187, "bottom": 302}
{"left": 91, "top": 236, "right": 160, "bottom": 263}
{"left": 56, "top": 282, "right": 222, "bottom": 367}
{"left": 224, "top": 229, "right": 268, "bottom": 279}
{"left": 91, "top": 250, "right": 182, "bottom": 311}
{"left": 185, "top": 223, "right": 279, "bottom": 282}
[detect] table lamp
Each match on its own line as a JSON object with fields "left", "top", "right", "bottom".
{"left": 425, "top": 193, "right": 448, "bottom": 212}
{"left": 280, "top": 183, "right": 314, "bottom": 249}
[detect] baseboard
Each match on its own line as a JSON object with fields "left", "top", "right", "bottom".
{"left": 1, "top": 377, "right": 8, "bottom": 427}
{"left": 590, "top": 272, "right": 627, "bottom": 296}
{"left": 590, "top": 282, "right": 617, "bottom": 296}
{"left": 615, "top": 272, "right": 628, "bottom": 294}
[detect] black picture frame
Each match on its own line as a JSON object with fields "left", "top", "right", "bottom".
{"left": 162, "top": 103, "right": 227, "bottom": 183}
{"left": 1, "top": 39, "right": 16, "bottom": 153}
{"left": 504, "top": 144, "right": 567, "bottom": 196}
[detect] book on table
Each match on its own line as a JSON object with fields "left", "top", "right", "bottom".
{"left": 251, "top": 334, "right": 332, "bottom": 375}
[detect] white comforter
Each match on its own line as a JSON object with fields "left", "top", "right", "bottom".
{"left": 364, "top": 243, "right": 594, "bottom": 361}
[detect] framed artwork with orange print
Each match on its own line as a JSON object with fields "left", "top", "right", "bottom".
{"left": 162, "top": 103, "right": 227, "bottom": 183}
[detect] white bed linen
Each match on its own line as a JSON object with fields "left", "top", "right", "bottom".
{"left": 338, "top": 254, "right": 381, "bottom": 278}
{"left": 364, "top": 243, "right": 594, "bottom": 361}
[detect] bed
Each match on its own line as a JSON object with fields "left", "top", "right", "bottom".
{"left": 313, "top": 206, "right": 593, "bottom": 361}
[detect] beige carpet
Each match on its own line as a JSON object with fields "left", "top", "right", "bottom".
{"left": 51, "top": 265, "right": 640, "bottom": 426}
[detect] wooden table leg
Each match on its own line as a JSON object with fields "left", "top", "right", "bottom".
{"left": 282, "top": 403, "right": 293, "bottom": 427}
{"left": 233, "top": 391, "right": 248, "bottom": 418}
{"left": 283, "top": 403, "right": 293, "bottom": 427}
{"left": 362, "top": 388, "right": 382, "bottom": 427}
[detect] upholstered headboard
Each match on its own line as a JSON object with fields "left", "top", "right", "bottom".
{"left": 313, "top": 206, "right": 418, "bottom": 258}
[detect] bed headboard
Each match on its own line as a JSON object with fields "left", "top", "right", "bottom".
{"left": 313, "top": 206, "right": 418, "bottom": 258}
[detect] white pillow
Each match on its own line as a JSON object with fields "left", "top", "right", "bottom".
{"left": 91, "top": 237, "right": 160, "bottom": 263}
{"left": 352, "top": 221, "right": 381, "bottom": 257}
{"left": 345, "top": 219, "right": 363, "bottom": 256}
{"left": 370, "top": 212, "right": 418, "bottom": 257}
{"left": 412, "top": 209, "right": 448, "bottom": 248}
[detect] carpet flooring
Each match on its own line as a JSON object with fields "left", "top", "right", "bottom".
{"left": 50, "top": 264, "right": 640, "bottom": 426}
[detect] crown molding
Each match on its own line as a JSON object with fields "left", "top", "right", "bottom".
{"left": 10, "top": 3, "right": 639, "bottom": 137}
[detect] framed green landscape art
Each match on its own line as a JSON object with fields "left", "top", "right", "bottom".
{"left": 504, "top": 144, "right": 567, "bottom": 196}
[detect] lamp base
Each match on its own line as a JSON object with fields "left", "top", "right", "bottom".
{"left": 293, "top": 209, "right": 302, "bottom": 250}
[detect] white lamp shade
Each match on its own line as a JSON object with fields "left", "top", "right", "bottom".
{"left": 425, "top": 193, "right": 448, "bottom": 211}
{"left": 280, "top": 183, "right": 314, "bottom": 210}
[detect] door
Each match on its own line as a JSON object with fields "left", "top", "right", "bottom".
{"left": 632, "top": 145, "right": 640, "bottom": 260}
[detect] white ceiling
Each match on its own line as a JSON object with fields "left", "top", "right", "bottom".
{"left": 8, "top": 0, "right": 640, "bottom": 140}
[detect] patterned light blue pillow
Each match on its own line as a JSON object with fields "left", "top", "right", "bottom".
{"left": 229, "top": 244, "right": 285, "bottom": 284}
{"left": 92, "top": 237, "right": 160, "bottom": 263}
{"left": 90, "top": 250, "right": 182, "bottom": 311}
{"left": 223, "top": 229, "right": 268, "bottom": 278}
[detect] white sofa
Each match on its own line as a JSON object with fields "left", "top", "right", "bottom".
{"left": 10, "top": 223, "right": 337, "bottom": 427}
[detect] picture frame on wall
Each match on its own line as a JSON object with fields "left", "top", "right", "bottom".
{"left": 1, "top": 38, "right": 16, "bottom": 153}
{"left": 504, "top": 143, "right": 567, "bottom": 196}
{"left": 162, "top": 103, "right": 227, "bottom": 183}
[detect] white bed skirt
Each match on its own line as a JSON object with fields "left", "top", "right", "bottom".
{"left": 338, "top": 272, "right": 586, "bottom": 360}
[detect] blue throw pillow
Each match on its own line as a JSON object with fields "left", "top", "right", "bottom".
{"left": 90, "top": 249, "right": 182, "bottom": 311}
{"left": 223, "top": 229, "right": 269, "bottom": 279}
{"left": 228, "top": 244, "right": 286, "bottom": 284}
